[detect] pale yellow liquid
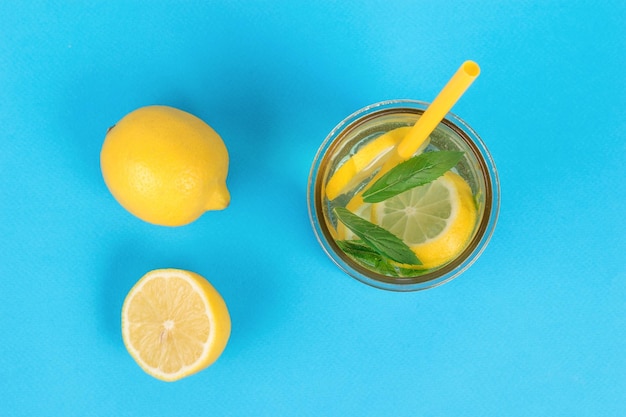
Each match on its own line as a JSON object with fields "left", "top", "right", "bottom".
{"left": 315, "top": 109, "right": 491, "bottom": 279}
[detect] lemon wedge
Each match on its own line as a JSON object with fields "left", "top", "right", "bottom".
{"left": 121, "top": 269, "right": 231, "bottom": 382}
{"left": 371, "top": 171, "right": 477, "bottom": 269}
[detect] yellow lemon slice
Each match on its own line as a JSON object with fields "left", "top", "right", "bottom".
{"left": 121, "top": 268, "right": 231, "bottom": 382}
{"left": 326, "top": 126, "right": 424, "bottom": 200}
{"left": 371, "top": 171, "right": 477, "bottom": 270}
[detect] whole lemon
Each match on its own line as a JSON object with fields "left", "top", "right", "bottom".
{"left": 100, "top": 105, "right": 230, "bottom": 226}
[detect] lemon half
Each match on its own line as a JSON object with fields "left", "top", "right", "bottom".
{"left": 121, "top": 268, "right": 231, "bottom": 382}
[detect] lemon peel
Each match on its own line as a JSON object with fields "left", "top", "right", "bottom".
{"left": 100, "top": 105, "right": 229, "bottom": 226}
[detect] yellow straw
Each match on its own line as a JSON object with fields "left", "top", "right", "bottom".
{"left": 396, "top": 60, "right": 480, "bottom": 159}
{"left": 345, "top": 61, "right": 480, "bottom": 213}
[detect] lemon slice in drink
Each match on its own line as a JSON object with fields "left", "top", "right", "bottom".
{"left": 371, "top": 171, "right": 477, "bottom": 270}
{"left": 326, "top": 126, "right": 430, "bottom": 200}
{"left": 121, "top": 268, "right": 231, "bottom": 382}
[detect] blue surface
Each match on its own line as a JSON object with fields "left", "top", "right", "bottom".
{"left": 1, "top": 1, "right": 625, "bottom": 416}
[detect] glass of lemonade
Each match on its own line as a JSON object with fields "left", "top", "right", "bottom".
{"left": 307, "top": 99, "right": 499, "bottom": 291}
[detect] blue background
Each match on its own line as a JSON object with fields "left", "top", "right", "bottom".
{"left": 1, "top": 1, "right": 625, "bottom": 415}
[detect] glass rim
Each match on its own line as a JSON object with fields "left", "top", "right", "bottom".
{"left": 307, "top": 99, "right": 500, "bottom": 292}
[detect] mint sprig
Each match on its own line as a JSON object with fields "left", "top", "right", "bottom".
{"left": 362, "top": 151, "right": 464, "bottom": 203}
{"left": 333, "top": 207, "right": 420, "bottom": 265}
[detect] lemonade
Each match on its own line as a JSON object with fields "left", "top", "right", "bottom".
{"left": 308, "top": 100, "right": 499, "bottom": 291}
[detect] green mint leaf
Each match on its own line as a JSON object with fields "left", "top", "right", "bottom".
{"left": 333, "top": 207, "right": 421, "bottom": 265}
{"left": 337, "top": 240, "right": 433, "bottom": 277}
{"left": 362, "top": 151, "right": 464, "bottom": 203}
{"left": 336, "top": 240, "right": 399, "bottom": 275}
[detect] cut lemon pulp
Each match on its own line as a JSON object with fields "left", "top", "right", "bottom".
{"left": 121, "top": 269, "right": 231, "bottom": 382}
{"left": 371, "top": 171, "right": 477, "bottom": 270}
